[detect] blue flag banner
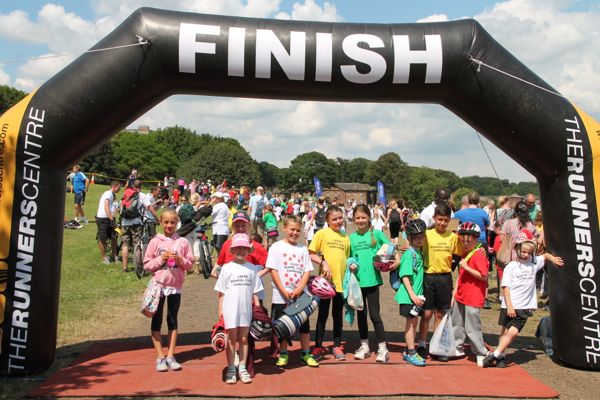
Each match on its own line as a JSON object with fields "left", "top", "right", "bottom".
{"left": 314, "top": 177, "right": 323, "bottom": 197}
{"left": 377, "top": 181, "right": 386, "bottom": 204}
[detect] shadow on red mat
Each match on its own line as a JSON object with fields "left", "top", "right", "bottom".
{"left": 28, "top": 341, "right": 559, "bottom": 398}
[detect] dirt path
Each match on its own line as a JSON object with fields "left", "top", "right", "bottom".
{"left": 51, "top": 226, "right": 599, "bottom": 400}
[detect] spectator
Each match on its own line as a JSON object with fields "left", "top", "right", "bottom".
{"left": 525, "top": 193, "right": 540, "bottom": 222}
{"left": 420, "top": 188, "right": 452, "bottom": 228}
{"left": 211, "top": 192, "right": 231, "bottom": 255}
{"left": 70, "top": 164, "right": 89, "bottom": 223}
{"left": 96, "top": 180, "right": 121, "bottom": 263}
{"left": 248, "top": 186, "right": 266, "bottom": 235}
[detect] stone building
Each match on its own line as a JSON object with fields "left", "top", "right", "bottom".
{"left": 322, "top": 182, "right": 377, "bottom": 205}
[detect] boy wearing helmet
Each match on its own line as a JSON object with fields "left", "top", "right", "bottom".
{"left": 395, "top": 219, "right": 427, "bottom": 366}
{"left": 483, "top": 230, "right": 564, "bottom": 368}
{"left": 450, "top": 222, "right": 490, "bottom": 361}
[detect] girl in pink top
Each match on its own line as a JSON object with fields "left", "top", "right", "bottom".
{"left": 144, "top": 209, "right": 193, "bottom": 372}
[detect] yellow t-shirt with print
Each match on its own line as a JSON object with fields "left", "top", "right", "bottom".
{"left": 309, "top": 227, "right": 350, "bottom": 292}
{"left": 424, "top": 229, "right": 461, "bottom": 274}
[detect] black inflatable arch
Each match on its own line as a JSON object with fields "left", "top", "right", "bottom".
{"left": 1, "top": 8, "right": 599, "bottom": 374}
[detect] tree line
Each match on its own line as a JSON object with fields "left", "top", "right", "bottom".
{"left": 1, "top": 85, "right": 538, "bottom": 208}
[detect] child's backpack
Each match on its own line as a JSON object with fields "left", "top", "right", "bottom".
{"left": 178, "top": 203, "right": 195, "bottom": 224}
{"left": 314, "top": 206, "right": 326, "bottom": 228}
{"left": 390, "top": 247, "right": 417, "bottom": 291}
{"left": 254, "top": 197, "right": 265, "bottom": 218}
{"left": 121, "top": 188, "right": 142, "bottom": 219}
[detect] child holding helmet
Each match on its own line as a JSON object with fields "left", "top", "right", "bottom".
{"left": 267, "top": 215, "right": 319, "bottom": 368}
{"left": 309, "top": 205, "right": 351, "bottom": 361}
{"left": 348, "top": 204, "right": 399, "bottom": 362}
{"left": 214, "top": 233, "right": 264, "bottom": 384}
{"left": 450, "top": 222, "right": 490, "bottom": 361}
{"left": 395, "top": 218, "right": 427, "bottom": 367}
{"left": 483, "top": 229, "right": 564, "bottom": 368}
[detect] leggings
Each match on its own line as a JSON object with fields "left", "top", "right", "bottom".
{"left": 151, "top": 293, "right": 181, "bottom": 331}
{"left": 315, "top": 292, "right": 344, "bottom": 347}
{"left": 357, "top": 285, "right": 386, "bottom": 343}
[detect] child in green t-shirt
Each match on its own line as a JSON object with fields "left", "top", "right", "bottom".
{"left": 395, "top": 219, "right": 427, "bottom": 367}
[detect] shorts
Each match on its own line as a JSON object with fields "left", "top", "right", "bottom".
{"left": 389, "top": 222, "right": 401, "bottom": 239}
{"left": 399, "top": 303, "right": 423, "bottom": 319}
{"left": 271, "top": 303, "right": 310, "bottom": 334}
{"left": 74, "top": 192, "right": 86, "bottom": 205}
{"left": 122, "top": 225, "right": 142, "bottom": 248}
{"left": 423, "top": 273, "right": 453, "bottom": 311}
{"left": 498, "top": 308, "right": 532, "bottom": 332}
{"left": 96, "top": 217, "right": 115, "bottom": 242}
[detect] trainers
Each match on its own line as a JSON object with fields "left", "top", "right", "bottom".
{"left": 483, "top": 300, "right": 492, "bottom": 309}
{"left": 156, "top": 357, "right": 168, "bottom": 372}
{"left": 311, "top": 346, "right": 327, "bottom": 361}
{"left": 496, "top": 356, "right": 507, "bottom": 368}
{"left": 225, "top": 368, "right": 237, "bottom": 384}
{"left": 238, "top": 368, "right": 252, "bottom": 384}
{"left": 332, "top": 346, "right": 346, "bottom": 361}
{"left": 432, "top": 355, "right": 449, "bottom": 362}
{"left": 102, "top": 257, "right": 110, "bottom": 265}
{"left": 376, "top": 348, "right": 390, "bottom": 363}
{"left": 300, "top": 353, "right": 319, "bottom": 367}
{"left": 454, "top": 348, "right": 466, "bottom": 358}
{"left": 275, "top": 353, "right": 289, "bottom": 367}
{"left": 354, "top": 346, "right": 371, "bottom": 360}
{"left": 165, "top": 356, "right": 182, "bottom": 371}
{"left": 403, "top": 352, "right": 426, "bottom": 367}
{"left": 416, "top": 346, "right": 427, "bottom": 359}
{"left": 482, "top": 352, "right": 502, "bottom": 368}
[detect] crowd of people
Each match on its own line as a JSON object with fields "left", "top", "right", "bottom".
{"left": 66, "top": 167, "right": 561, "bottom": 383}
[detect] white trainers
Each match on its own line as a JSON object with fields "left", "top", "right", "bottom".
{"left": 225, "top": 368, "right": 237, "bottom": 384}
{"left": 238, "top": 368, "right": 252, "bottom": 384}
{"left": 102, "top": 257, "right": 110, "bottom": 265}
{"left": 354, "top": 346, "right": 371, "bottom": 360}
{"left": 156, "top": 357, "right": 168, "bottom": 372}
{"left": 376, "top": 348, "right": 390, "bottom": 363}
{"left": 165, "top": 356, "right": 182, "bottom": 371}
{"left": 454, "top": 348, "right": 466, "bottom": 358}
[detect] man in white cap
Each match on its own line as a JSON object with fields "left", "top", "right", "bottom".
{"left": 211, "top": 191, "right": 230, "bottom": 254}
{"left": 248, "top": 186, "right": 266, "bottom": 235}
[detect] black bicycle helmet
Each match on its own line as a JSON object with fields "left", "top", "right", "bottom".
{"left": 405, "top": 219, "right": 427, "bottom": 236}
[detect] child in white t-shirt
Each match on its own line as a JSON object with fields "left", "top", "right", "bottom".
{"left": 267, "top": 215, "right": 318, "bottom": 368}
{"left": 214, "top": 233, "right": 263, "bottom": 384}
{"left": 483, "top": 230, "right": 563, "bottom": 368}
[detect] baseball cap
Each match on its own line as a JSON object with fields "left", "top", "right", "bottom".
{"left": 231, "top": 233, "right": 252, "bottom": 248}
{"left": 232, "top": 211, "right": 250, "bottom": 223}
{"left": 211, "top": 192, "right": 224, "bottom": 198}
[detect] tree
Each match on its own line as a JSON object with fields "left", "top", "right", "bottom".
{"left": 281, "top": 152, "right": 339, "bottom": 192}
{"left": 452, "top": 187, "right": 476, "bottom": 208}
{"left": 79, "top": 141, "right": 117, "bottom": 184}
{"left": 364, "top": 152, "right": 408, "bottom": 199}
{"left": 177, "top": 141, "right": 260, "bottom": 187}
{"left": 258, "top": 161, "right": 280, "bottom": 188}
{"left": 0, "top": 85, "right": 27, "bottom": 115}
{"left": 337, "top": 157, "right": 373, "bottom": 183}
{"left": 112, "top": 132, "right": 178, "bottom": 181}
{"left": 152, "top": 126, "right": 207, "bottom": 161}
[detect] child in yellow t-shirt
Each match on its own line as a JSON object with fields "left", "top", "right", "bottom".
{"left": 418, "top": 203, "right": 461, "bottom": 361}
{"left": 308, "top": 205, "right": 350, "bottom": 361}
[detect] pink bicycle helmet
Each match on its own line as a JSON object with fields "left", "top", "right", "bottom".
{"left": 307, "top": 275, "right": 336, "bottom": 299}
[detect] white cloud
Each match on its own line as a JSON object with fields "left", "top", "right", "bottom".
{"left": 276, "top": 0, "right": 342, "bottom": 21}
{"left": 417, "top": 14, "right": 449, "bottom": 23}
{"left": 0, "top": 67, "right": 10, "bottom": 85}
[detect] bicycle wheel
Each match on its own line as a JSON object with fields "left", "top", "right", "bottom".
{"left": 134, "top": 243, "right": 145, "bottom": 280}
{"left": 199, "top": 240, "right": 212, "bottom": 279}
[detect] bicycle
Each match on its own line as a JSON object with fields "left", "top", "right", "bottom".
{"left": 195, "top": 221, "right": 216, "bottom": 279}
{"left": 134, "top": 218, "right": 155, "bottom": 280}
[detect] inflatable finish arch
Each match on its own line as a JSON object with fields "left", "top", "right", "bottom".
{"left": 1, "top": 8, "right": 599, "bottom": 374}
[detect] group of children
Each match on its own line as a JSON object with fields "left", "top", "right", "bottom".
{"left": 141, "top": 200, "right": 564, "bottom": 383}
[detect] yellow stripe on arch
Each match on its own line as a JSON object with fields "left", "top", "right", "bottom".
{"left": 0, "top": 93, "right": 35, "bottom": 259}
{"left": 572, "top": 105, "right": 600, "bottom": 228}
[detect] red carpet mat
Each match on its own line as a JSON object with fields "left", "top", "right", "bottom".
{"left": 29, "top": 341, "right": 559, "bottom": 398}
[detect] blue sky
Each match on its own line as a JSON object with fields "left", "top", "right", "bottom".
{"left": 1, "top": 1, "right": 599, "bottom": 182}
